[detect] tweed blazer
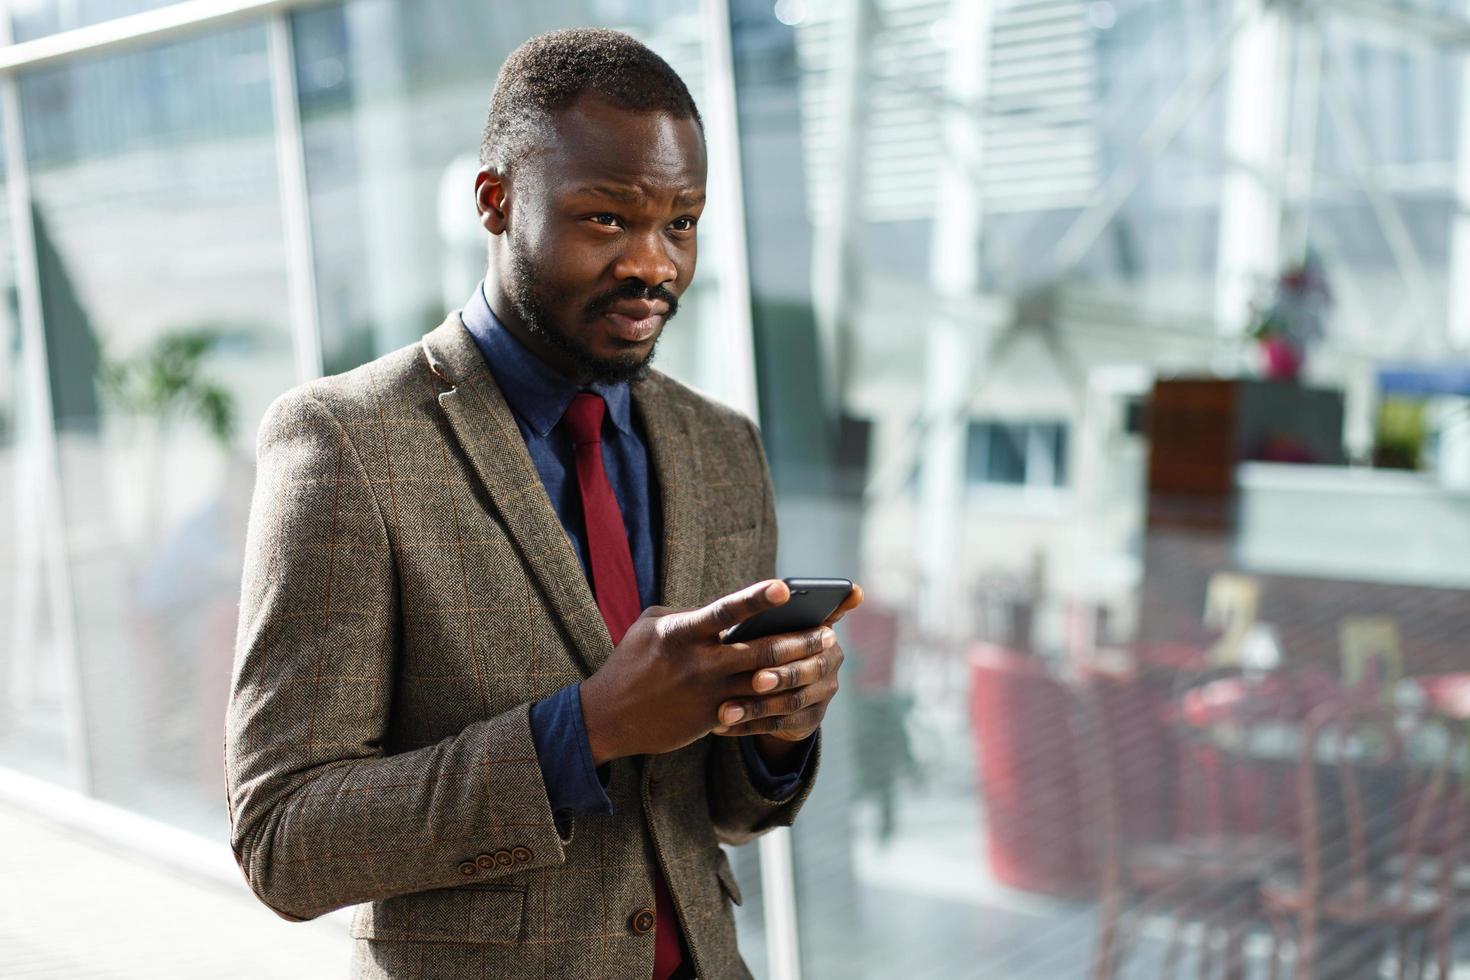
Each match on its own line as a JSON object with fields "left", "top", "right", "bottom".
{"left": 224, "top": 314, "right": 820, "bottom": 979}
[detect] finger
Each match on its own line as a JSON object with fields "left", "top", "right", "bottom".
{"left": 717, "top": 674, "right": 837, "bottom": 727}
{"left": 714, "top": 704, "right": 825, "bottom": 738}
{"left": 750, "top": 643, "right": 842, "bottom": 694}
{"left": 660, "top": 579, "right": 788, "bottom": 643}
{"left": 727, "top": 624, "right": 833, "bottom": 675}
{"left": 822, "top": 583, "right": 864, "bottom": 627}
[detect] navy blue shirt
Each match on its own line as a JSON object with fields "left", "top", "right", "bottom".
{"left": 460, "top": 283, "right": 813, "bottom": 830}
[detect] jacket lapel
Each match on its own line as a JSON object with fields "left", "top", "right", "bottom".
{"left": 421, "top": 316, "right": 611, "bottom": 677}
{"left": 631, "top": 375, "right": 706, "bottom": 786}
{"left": 632, "top": 377, "right": 706, "bottom": 611}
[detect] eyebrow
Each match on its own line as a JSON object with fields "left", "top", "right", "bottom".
{"left": 577, "top": 184, "right": 644, "bottom": 205}
{"left": 570, "top": 184, "right": 706, "bottom": 208}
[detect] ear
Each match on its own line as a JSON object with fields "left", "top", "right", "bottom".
{"left": 475, "top": 166, "right": 509, "bottom": 235}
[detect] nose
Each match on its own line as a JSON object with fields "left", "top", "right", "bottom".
{"left": 610, "top": 230, "right": 677, "bottom": 290}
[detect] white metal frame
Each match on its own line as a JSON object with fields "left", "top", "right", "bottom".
{"left": 0, "top": 6, "right": 91, "bottom": 795}
{"left": 698, "top": 1, "right": 800, "bottom": 976}
{"left": 0, "top": 0, "right": 330, "bottom": 73}
{"left": 267, "top": 10, "right": 323, "bottom": 384}
{"left": 700, "top": 0, "right": 761, "bottom": 424}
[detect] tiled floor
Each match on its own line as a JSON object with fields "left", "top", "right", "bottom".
{"left": 0, "top": 803, "right": 353, "bottom": 979}
{"left": 5, "top": 790, "right": 1467, "bottom": 980}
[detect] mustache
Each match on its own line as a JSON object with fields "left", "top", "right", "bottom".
{"left": 583, "top": 280, "right": 679, "bottom": 323}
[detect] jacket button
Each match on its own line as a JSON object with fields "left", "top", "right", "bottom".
{"left": 511, "top": 846, "right": 532, "bottom": 864}
{"left": 458, "top": 861, "right": 477, "bottom": 876}
{"left": 475, "top": 853, "right": 495, "bottom": 870}
{"left": 629, "top": 907, "right": 656, "bottom": 935}
{"left": 495, "top": 849, "right": 514, "bottom": 867}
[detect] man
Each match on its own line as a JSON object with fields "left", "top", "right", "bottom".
{"left": 225, "top": 28, "right": 859, "bottom": 980}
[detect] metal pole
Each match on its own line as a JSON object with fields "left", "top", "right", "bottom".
{"left": 702, "top": 1, "right": 796, "bottom": 978}
{"left": 808, "top": 0, "right": 872, "bottom": 418}
{"left": 917, "top": 0, "right": 993, "bottom": 636}
{"left": 266, "top": 10, "right": 322, "bottom": 384}
{"left": 1215, "top": 0, "right": 1293, "bottom": 338}
{"left": 701, "top": 0, "right": 760, "bottom": 421}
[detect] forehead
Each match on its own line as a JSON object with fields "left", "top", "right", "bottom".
{"left": 532, "top": 95, "right": 706, "bottom": 197}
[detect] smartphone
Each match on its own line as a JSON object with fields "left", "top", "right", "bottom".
{"left": 719, "top": 577, "right": 853, "bottom": 645}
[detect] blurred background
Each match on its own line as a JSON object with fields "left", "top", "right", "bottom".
{"left": 3, "top": 0, "right": 1470, "bottom": 977}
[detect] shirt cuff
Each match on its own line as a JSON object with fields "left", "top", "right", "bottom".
{"left": 738, "top": 731, "right": 818, "bottom": 801}
{"left": 528, "top": 683, "right": 614, "bottom": 835}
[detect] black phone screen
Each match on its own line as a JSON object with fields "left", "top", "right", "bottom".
{"left": 719, "top": 577, "right": 853, "bottom": 645}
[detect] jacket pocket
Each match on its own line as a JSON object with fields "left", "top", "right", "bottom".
{"left": 351, "top": 884, "right": 526, "bottom": 944}
{"left": 714, "top": 849, "right": 744, "bottom": 907}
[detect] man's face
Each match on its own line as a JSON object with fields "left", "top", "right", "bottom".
{"left": 482, "top": 95, "right": 707, "bottom": 384}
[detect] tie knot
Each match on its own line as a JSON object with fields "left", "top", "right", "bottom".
{"left": 562, "top": 391, "right": 606, "bottom": 446}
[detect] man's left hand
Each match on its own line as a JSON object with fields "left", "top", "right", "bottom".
{"left": 712, "top": 583, "right": 864, "bottom": 745}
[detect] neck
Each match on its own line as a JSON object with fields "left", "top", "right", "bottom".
{"left": 483, "top": 276, "right": 592, "bottom": 386}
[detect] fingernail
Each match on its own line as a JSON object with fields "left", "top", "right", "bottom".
{"left": 765, "top": 582, "right": 785, "bottom": 601}
{"left": 755, "top": 671, "right": 778, "bottom": 692}
{"left": 822, "top": 628, "right": 836, "bottom": 648}
{"left": 724, "top": 705, "right": 745, "bottom": 724}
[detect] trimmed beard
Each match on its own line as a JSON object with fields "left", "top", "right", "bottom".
{"left": 503, "top": 234, "right": 677, "bottom": 386}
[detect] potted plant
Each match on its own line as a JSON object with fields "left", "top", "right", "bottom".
{"left": 1247, "top": 256, "right": 1330, "bottom": 383}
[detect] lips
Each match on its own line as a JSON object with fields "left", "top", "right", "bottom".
{"left": 603, "top": 302, "right": 668, "bottom": 342}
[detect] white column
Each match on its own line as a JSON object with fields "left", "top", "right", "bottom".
{"left": 1215, "top": 0, "right": 1293, "bottom": 338}
{"left": 267, "top": 11, "right": 323, "bottom": 384}
{"left": 917, "top": 0, "right": 992, "bottom": 635}
{"left": 1445, "top": 6, "right": 1470, "bottom": 485}
{"left": 700, "top": 0, "right": 760, "bottom": 419}
{"left": 343, "top": 0, "right": 420, "bottom": 357}
{"left": 808, "top": 0, "right": 872, "bottom": 416}
{"left": 1448, "top": 0, "right": 1470, "bottom": 350}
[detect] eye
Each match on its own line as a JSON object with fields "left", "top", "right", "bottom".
{"left": 588, "top": 213, "right": 622, "bottom": 228}
{"left": 670, "top": 216, "right": 697, "bottom": 232}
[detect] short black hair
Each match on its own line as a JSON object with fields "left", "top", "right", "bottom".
{"left": 480, "top": 28, "right": 703, "bottom": 171}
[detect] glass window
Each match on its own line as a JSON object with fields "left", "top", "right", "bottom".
{"left": 733, "top": 0, "right": 1470, "bottom": 976}
{"left": 292, "top": 0, "right": 748, "bottom": 407}
{"left": 965, "top": 421, "right": 1068, "bottom": 488}
{"left": 21, "top": 23, "right": 296, "bottom": 835}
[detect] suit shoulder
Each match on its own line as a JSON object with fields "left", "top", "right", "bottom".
{"left": 259, "top": 337, "right": 439, "bottom": 436}
{"left": 640, "top": 370, "right": 758, "bottom": 438}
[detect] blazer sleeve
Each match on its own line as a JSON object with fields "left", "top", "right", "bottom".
{"left": 704, "top": 414, "right": 823, "bottom": 845}
{"left": 224, "top": 390, "right": 568, "bottom": 922}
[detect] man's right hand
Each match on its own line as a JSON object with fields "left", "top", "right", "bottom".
{"left": 579, "top": 579, "right": 832, "bottom": 765}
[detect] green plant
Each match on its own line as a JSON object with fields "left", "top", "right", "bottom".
{"left": 100, "top": 327, "right": 240, "bottom": 447}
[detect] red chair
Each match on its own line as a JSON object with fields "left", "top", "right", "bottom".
{"left": 1075, "top": 676, "right": 1286, "bottom": 980}
{"left": 1076, "top": 678, "right": 1293, "bottom": 980}
{"left": 969, "top": 645, "right": 1095, "bottom": 897}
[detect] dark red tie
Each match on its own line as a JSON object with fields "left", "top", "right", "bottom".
{"left": 562, "top": 392, "right": 686, "bottom": 980}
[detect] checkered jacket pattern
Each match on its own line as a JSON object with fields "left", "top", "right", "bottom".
{"left": 224, "top": 315, "right": 820, "bottom": 979}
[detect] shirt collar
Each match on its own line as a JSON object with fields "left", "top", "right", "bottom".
{"left": 460, "top": 280, "right": 634, "bottom": 439}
